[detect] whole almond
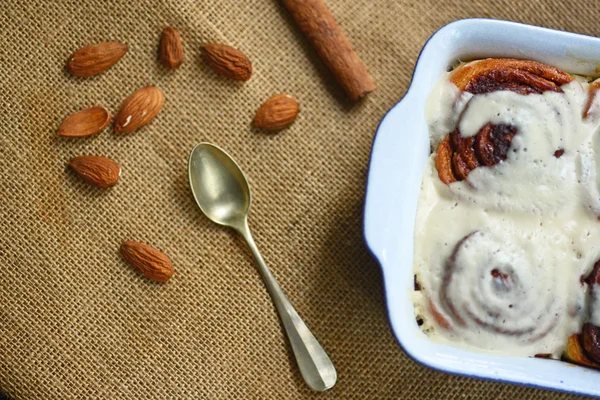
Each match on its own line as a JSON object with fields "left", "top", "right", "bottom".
{"left": 120, "top": 240, "right": 174, "bottom": 282}
{"left": 253, "top": 94, "right": 299, "bottom": 131}
{"left": 201, "top": 43, "right": 252, "bottom": 81}
{"left": 58, "top": 106, "right": 111, "bottom": 138}
{"left": 159, "top": 27, "right": 184, "bottom": 69}
{"left": 69, "top": 155, "right": 121, "bottom": 189}
{"left": 67, "top": 42, "right": 128, "bottom": 77}
{"left": 114, "top": 86, "right": 164, "bottom": 133}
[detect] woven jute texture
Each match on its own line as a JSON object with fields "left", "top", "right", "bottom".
{"left": 1, "top": 0, "right": 599, "bottom": 399}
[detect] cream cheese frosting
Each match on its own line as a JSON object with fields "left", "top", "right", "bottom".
{"left": 413, "top": 71, "right": 600, "bottom": 357}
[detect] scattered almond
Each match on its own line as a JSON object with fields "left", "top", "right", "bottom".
{"left": 159, "top": 27, "right": 184, "bottom": 69}
{"left": 67, "top": 42, "right": 128, "bottom": 77}
{"left": 57, "top": 106, "right": 111, "bottom": 138}
{"left": 201, "top": 43, "right": 252, "bottom": 81}
{"left": 69, "top": 155, "right": 121, "bottom": 188}
{"left": 120, "top": 240, "right": 174, "bottom": 282}
{"left": 253, "top": 94, "right": 299, "bottom": 131}
{"left": 113, "top": 86, "right": 164, "bottom": 133}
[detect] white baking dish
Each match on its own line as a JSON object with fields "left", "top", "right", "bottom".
{"left": 364, "top": 19, "right": 600, "bottom": 397}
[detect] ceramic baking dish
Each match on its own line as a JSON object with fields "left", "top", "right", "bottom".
{"left": 364, "top": 18, "right": 600, "bottom": 397}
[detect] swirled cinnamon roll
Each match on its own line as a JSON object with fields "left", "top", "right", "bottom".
{"left": 584, "top": 80, "right": 600, "bottom": 119}
{"left": 426, "top": 59, "right": 592, "bottom": 214}
{"left": 441, "top": 231, "right": 560, "bottom": 339}
{"left": 415, "top": 228, "right": 583, "bottom": 356}
{"left": 579, "top": 79, "right": 600, "bottom": 219}
{"left": 435, "top": 59, "right": 574, "bottom": 184}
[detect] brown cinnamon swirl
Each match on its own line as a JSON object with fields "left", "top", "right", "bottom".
{"left": 428, "top": 229, "right": 574, "bottom": 353}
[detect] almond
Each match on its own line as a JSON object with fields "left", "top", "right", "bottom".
{"left": 159, "top": 27, "right": 184, "bottom": 69}
{"left": 67, "top": 42, "right": 128, "bottom": 77}
{"left": 253, "top": 94, "right": 299, "bottom": 131}
{"left": 114, "top": 86, "right": 164, "bottom": 133}
{"left": 200, "top": 43, "right": 252, "bottom": 81}
{"left": 58, "top": 106, "right": 111, "bottom": 138}
{"left": 69, "top": 155, "right": 121, "bottom": 188}
{"left": 120, "top": 240, "right": 174, "bottom": 282}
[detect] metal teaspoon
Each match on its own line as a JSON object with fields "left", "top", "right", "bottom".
{"left": 188, "top": 143, "right": 337, "bottom": 391}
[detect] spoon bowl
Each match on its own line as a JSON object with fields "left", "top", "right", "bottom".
{"left": 188, "top": 143, "right": 337, "bottom": 391}
{"left": 189, "top": 144, "right": 250, "bottom": 228}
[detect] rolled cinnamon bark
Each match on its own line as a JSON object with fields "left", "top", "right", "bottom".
{"left": 281, "top": 0, "right": 376, "bottom": 101}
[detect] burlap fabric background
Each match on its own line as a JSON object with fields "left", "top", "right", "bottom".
{"left": 2, "top": 0, "right": 600, "bottom": 399}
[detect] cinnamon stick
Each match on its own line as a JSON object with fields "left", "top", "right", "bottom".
{"left": 281, "top": 0, "right": 376, "bottom": 101}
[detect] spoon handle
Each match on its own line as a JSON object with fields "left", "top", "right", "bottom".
{"left": 237, "top": 220, "right": 337, "bottom": 392}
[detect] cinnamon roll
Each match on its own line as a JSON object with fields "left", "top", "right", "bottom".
{"left": 423, "top": 229, "right": 579, "bottom": 354}
{"left": 426, "top": 58, "right": 592, "bottom": 215}
{"left": 565, "top": 261, "right": 600, "bottom": 368}
{"left": 584, "top": 80, "right": 600, "bottom": 119}
{"left": 434, "top": 58, "right": 574, "bottom": 184}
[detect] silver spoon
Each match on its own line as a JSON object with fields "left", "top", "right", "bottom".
{"left": 188, "top": 143, "right": 337, "bottom": 392}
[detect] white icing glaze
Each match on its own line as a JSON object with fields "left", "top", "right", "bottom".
{"left": 414, "top": 73, "right": 600, "bottom": 357}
